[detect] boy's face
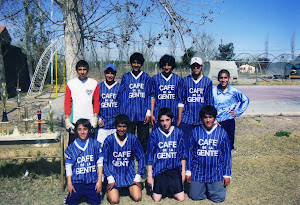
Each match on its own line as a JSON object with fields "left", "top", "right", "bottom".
{"left": 218, "top": 73, "right": 230, "bottom": 88}
{"left": 191, "top": 63, "right": 203, "bottom": 75}
{"left": 131, "top": 60, "right": 142, "bottom": 72}
{"left": 77, "top": 124, "right": 89, "bottom": 142}
{"left": 202, "top": 114, "right": 216, "bottom": 130}
{"left": 159, "top": 115, "right": 173, "bottom": 133}
{"left": 77, "top": 66, "right": 88, "bottom": 81}
{"left": 116, "top": 123, "right": 127, "bottom": 138}
{"left": 162, "top": 63, "right": 172, "bottom": 75}
{"left": 105, "top": 70, "right": 116, "bottom": 82}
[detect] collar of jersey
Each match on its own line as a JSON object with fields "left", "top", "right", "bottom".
{"left": 104, "top": 81, "right": 117, "bottom": 90}
{"left": 158, "top": 126, "right": 174, "bottom": 137}
{"left": 114, "top": 133, "right": 128, "bottom": 147}
{"left": 161, "top": 73, "right": 173, "bottom": 81}
{"left": 130, "top": 71, "right": 143, "bottom": 80}
{"left": 191, "top": 74, "right": 203, "bottom": 84}
{"left": 201, "top": 124, "right": 217, "bottom": 135}
{"left": 217, "top": 84, "right": 231, "bottom": 95}
{"left": 74, "top": 138, "right": 89, "bottom": 151}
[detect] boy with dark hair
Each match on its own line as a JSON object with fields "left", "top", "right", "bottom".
{"left": 213, "top": 69, "right": 249, "bottom": 150}
{"left": 102, "top": 114, "right": 146, "bottom": 204}
{"left": 177, "top": 56, "right": 214, "bottom": 149}
{"left": 64, "top": 118, "right": 103, "bottom": 205}
{"left": 150, "top": 54, "right": 182, "bottom": 128}
{"left": 64, "top": 60, "right": 100, "bottom": 145}
{"left": 118, "top": 52, "right": 152, "bottom": 153}
{"left": 147, "top": 107, "right": 186, "bottom": 202}
{"left": 96, "top": 64, "right": 120, "bottom": 144}
{"left": 186, "top": 105, "right": 231, "bottom": 203}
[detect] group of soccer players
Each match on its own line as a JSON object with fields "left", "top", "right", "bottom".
{"left": 63, "top": 52, "right": 249, "bottom": 204}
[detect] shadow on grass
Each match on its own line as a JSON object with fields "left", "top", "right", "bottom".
{"left": 0, "top": 158, "right": 61, "bottom": 177}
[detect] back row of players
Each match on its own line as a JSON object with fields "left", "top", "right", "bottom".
{"left": 64, "top": 52, "right": 249, "bottom": 204}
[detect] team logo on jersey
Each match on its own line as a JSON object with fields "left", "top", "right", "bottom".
{"left": 86, "top": 89, "right": 93, "bottom": 95}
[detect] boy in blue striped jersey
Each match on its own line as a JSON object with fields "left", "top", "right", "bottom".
{"left": 186, "top": 105, "right": 232, "bottom": 203}
{"left": 150, "top": 55, "right": 182, "bottom": 128}
{"left": 177, "top": 56, "right": 214, "bottom": 150}
{"left": 213, "top": 69, "right": 249, "bottom": 150}
{"left": 118, "top": 52, "right": 152, "bottom": 153}
{"left": 102, "top": 114, "right": 145, "bottom": 204}
{"left": 147, "top": 107, "right": 186, "bottom": 202}
{"left": 64, "top": 118, "right": 103, "bottom": 205}
{"left": 96, "top": 64, "right": 120, "bottom": 145}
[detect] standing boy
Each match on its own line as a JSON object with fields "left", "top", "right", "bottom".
{"left": 213, "top": 69, "right": 249, "bottom": 150}
{"left": 96, "top": 64, "right": 120, "bottom": 144}
{"left": 64, "top": 119, "right": 103, "bottom": 205}
{"left": 186, "top": 105, "right": 232, "bottom": 203}
{"left": 147, "top": 107, "right": 186, "bottom": 202}
{"left": 150, "top": 55, "right": 182, "bottom": 128}
{"left": 102, "top": 114, "right": 145, "bottom": 204}
{"left": 118, "top": 52, "right": 152, "bottom": 153}
{"left": 64, "top": 60, "right": 100, "bottom": 145}
{"left": 177, "top": 57, "right": 214, "bottom": 148}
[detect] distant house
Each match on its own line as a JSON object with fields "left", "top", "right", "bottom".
{"left": 202, "top": 60, "right": 238, "bottom": 83}
{"left": 0, "top": 26, "right": 30, "bottom": 97}
{"left": 239, "top": 64, "right": 255, "bottom": 73}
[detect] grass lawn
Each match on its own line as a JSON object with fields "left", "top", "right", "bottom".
{"left": 0, "top": 116, "right": 299, "bottom": 205}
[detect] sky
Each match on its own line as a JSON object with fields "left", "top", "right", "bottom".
{"left": 150, "top": 0, "right": 300, "bottom": 61}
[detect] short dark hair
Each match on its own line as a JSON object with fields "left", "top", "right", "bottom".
{"left": 158, "top": 107, "right": 174, "bottom": 120}
{"left": 130, "top": 52, "right": 145, "bottom": 66}
{"left": 75, "top": 118, "right": 92, "bottom": 132}
{"left": 159, "top": 54, "right": 176, "bottom": 69}
{"left": 114, "top": 114, "right": 131, "bottom": 127}
{"left": 200, "top": 105, "right": 217, "bottom": 119}
{"left": 76, "top": 60, "right": 89, "bottom": 71}
{"left": 218, "top": 69, "right": 230, "bottom": 79}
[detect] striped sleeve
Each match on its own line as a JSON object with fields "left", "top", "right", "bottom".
{"left": 134, "top": 137, "right": 146, "bottom": 175}
{"left": 204, "top": 79, "right": 214, "bottom": 106}
{"left": 221, "top": 131, "right": 232, "bottom": 177}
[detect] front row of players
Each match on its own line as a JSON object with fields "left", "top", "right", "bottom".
{"left": 65, "top": 106, "right": 232, "bottom": 204}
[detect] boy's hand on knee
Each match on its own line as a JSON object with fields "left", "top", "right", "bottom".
{"left": 147, "top": 176, "right": 153, "bottom": 187}
{"left": 222, "top": 177, "right": 230, "bottom": 186}
{"left": 67, "top": 183, "right": 76, "bottom": 196}
{"left": 95, "top": 181, "right": 102, "bottom": 193}
{"left": 107, "top": 182, "right": 116, "bottom": 191}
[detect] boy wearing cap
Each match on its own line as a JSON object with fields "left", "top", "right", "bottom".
{"left": 177, "top": 57, "right": 214, "bottom": 149}
{"left": 96, "top": 64, "right": 120, "bottom": 145}
{"left": 64, "top": 60, "right": 100, "bottom": 145}
{"left": 118, "top": 52, "right": 152, "bottom": 153}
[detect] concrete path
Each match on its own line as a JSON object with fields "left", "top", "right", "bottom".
{"left": 44, "top": 85, "right": 300, "bottom": 119}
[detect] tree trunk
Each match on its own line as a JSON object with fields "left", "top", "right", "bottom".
{"left": 61, "top": 0, "right": 84, "bottom": 80}
{"left": 0, "top": 45, "right": 5, "bottom": 86}
{"left": 24, "top": 0, "right": 33, "bottom": 81}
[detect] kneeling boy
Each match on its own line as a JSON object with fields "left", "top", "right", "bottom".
{"left": 65, "top": 118, "right": 103, "bottom": 205}
{"left": 147, "top": 107, "right": 186, "bottom": 202}
{"left": 186, "top": 105, "right": 232, "bottom": 203}
{"left": 102, "top": 114, "right": 145, "bottom": 204}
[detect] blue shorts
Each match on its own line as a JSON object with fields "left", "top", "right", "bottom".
{"left": 153, "top": 167, "right": 183, "bottom": 195}
{"left": 65, "top": 183, "right": 101, "bottom": 205}
{"left": 189, "top": 181, "right": 226, "bottom": 203}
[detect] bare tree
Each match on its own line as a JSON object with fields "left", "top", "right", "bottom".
{"left": 291, "top": 31, "right": 295, "bottom": 59}
{"left": 192, "top": 31, "right": 217, "bottom": 60}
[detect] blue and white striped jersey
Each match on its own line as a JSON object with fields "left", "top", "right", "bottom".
{"left": 65, "top": 138, "right": 102, "bottom": 184}
{"left": 151, "top": 73, "right": 182, "bottom": 122}
{"left": 213, "top": 85, "right": 249, "bottom": 122}
{"left": 187, "top": 125, "right": 232, "bottom": 182}
{"left": 147, "top": 126, "right": 187, "bottom": 177}
{"left": 98, "top": 81, "right": 120, "bottom": 129}
{"left": 178, "top": 75, "right": 214, "bottom": 125}
{"left": 118, "top": 71, "right": 152, "bottom": 121}
{"left": 102, "top": 133, "right": 146, "bottom": 187}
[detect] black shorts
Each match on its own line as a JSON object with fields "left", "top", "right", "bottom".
{"left": 153, "top": 167, "right": 183, "bottom": 195}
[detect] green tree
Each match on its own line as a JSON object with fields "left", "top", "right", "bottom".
{"left": 180, "top": 47, "right": 197, "bottom": 68}
{"left": 217, "top": 42, "right": 235, "bottom": 60}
